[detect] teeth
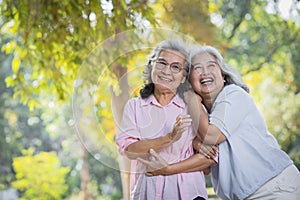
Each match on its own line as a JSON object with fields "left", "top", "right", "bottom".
{"left": 200, "top": 78, "right": 213, "bottom": 84}
{"left": 159, "top": 76, "right": 172, "bottom": 82}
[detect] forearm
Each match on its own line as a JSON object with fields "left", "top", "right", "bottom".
{"left": 125, "top": 135, "right": 172, "bottom": 159}
{"left": 186, "top": 94, "right": 209, "bottom": 140}
{"left": 188, "top": 96, "right": 226, "bottom": 145}
{"left": 163, "top": 153, "right": 216, "bottom": 175}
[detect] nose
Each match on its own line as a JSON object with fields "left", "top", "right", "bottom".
{"left": 202, "top": 66, "right": 209, "bottom": 74}
{"left": 161, "top": 65, "right": 172, "bottom": 74}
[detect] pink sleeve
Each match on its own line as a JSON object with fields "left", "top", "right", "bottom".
{"left": 115, "top": 99, "right": 140, "bottom": 156}
{"left": 115, "top": 136, "right": 139, "bottom": 156}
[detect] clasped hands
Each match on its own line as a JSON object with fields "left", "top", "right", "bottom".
{"left": 138, "top": 131, "right": 218, "bottom": 176}
{"left": 136, "top": 114, "right": 192, "bottom": 176}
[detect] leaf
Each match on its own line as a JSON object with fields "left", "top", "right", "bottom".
{"left": 1, "top": 41, "right": 16, "bottom": 54}
{"left": 12, "top": 56, "right": 21, "bottom": 73}
{"left": 28, "top": 100, "right": 39, "bottom": 111}
{"left": 5, "top": 76, "right": 15, "bottom": 87}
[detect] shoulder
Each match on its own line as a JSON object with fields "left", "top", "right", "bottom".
{"left": 215, "top": 85, "right": 253, "bottom": 108}
{"left": 125, "top": 95, "right": 152, "bottom": 108}
{"left": 219, "top": 84, "right": 249, "bottom": 99}
{"left": 127, "top": 96, "right": 141, "bottom": 103}
{"left": 224, "top": 84, "right": 247, "bottom": 94}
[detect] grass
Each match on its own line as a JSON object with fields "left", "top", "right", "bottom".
{"left": 207, "top": 187, "right": 220, "bottom": 200}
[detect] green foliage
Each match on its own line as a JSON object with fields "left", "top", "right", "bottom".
{"left": 0, "top": 1, "right": 159, "bottom": 198}
{"left": 0, "top": 0, "right": 300, "bottom": 199}
{"left": 211, "top": 0, "right": 300, "bottom": 80}
{"left": 156, "top": 0, "right": 216, "bottom": 44}
{"left": 0, "top": 0, "right": 158, "bottom": 109}
{"left": 12, "top": 148, "right": 70, "bottom": 200}
{"left": 0, "top": 43, "right": 58, "bottom": 190}
{"left": 244, "top": 56, "right": 300, "bottom": 169}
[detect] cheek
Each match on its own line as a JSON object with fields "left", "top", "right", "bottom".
{"left": 215, "top": 73, "right": 224, "bottom": 85}
{"left": 189, "top": 73, "right": 198, "bottom": 84}
{"left": 151, "top": 70, "right": 158, "bottom": 81}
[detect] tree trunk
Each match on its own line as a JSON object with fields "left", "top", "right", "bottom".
{"left": 81, "top": 147, "right": 89, "bottom": 200}
{"left": 111, "top": 62, "right": 130, "bottom": 200}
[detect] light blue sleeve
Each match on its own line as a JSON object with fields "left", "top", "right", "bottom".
{"left": 209, "top": 85, "right": 253, "bottom": 138}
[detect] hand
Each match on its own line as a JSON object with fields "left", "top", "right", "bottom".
{"left": 193, "top": 137, "right": 218, "bottom": 159}
{"left": 168, "top": 115, "right": 192, "bottom": 142}
{"left": 183, "top": 89, "right": 202, "bottom": 104}
{"left": 137, "top": 149, "right": 169, "bottom": 176}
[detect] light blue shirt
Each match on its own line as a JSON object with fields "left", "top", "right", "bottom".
{"left": 210, "top": 85, "right": 292, "bottom": 200}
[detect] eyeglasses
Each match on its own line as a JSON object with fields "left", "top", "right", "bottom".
{"left": 155, "top": 59, "right": 184, "bottom": 74}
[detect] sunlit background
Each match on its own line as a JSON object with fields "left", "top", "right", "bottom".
{"left": 0, "top": 0, "right": 299, "bottom": 199}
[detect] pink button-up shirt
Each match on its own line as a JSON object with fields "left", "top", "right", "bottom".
{"left": 115, "top": 94, "right": 208, "bottom": 200}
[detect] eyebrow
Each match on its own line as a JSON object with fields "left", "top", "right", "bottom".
{"left": 157, "top": 58, "right": 182, "bottom": 64}
{"left": 208, "top": 61, "right": 218, "bottom": 65}
{"left": 156, "top": 58, "right": 167, "bottom": 62}
{"left": 193, "top": 61, "right": 217, "bottom": 66}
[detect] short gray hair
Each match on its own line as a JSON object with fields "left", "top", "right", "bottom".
{"left": 190, "top": 45, "right": 249, "bottom": 93}
{"left": 140, "top": 39, "right": 190, "bottom": 98}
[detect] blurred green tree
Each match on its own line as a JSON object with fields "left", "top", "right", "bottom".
{"left": 0, "top": 0, "right": 158, "bottom": 199}
{"left": 1, "top": 0, "right": 299, "bottom": 199}
{"left": 12, "top": 148, "right": 70, "bottom": 200}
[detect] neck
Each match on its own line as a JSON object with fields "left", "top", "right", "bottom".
{"left": 154, "top": 89, "right": 176, "bottom": 106}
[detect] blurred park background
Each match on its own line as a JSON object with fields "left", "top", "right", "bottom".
{"left": 0, "top": 0, "right": 300, "bottom": 199}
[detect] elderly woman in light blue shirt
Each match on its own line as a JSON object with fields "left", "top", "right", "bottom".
{"left": 140, "top": 44, "right": 300, "bottom": 200}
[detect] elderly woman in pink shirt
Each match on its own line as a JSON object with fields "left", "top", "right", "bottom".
{"left": 115, "top": 39, "right": 216, "bottom": 200}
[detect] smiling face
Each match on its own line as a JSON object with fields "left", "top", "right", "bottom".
{"left": 190, "top": 52, "right": 224, "bottom": 102}
{"left": 151, "top": 49, "right": 186, "bottom": 93}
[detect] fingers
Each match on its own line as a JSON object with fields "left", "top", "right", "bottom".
{"left": 199, "top": 147, "right": 211, "bottom": 159}
{"left": 146, "top": 171, "right": 160, "bottom": 177}
{"left": 149, "top": 149, "right": 168, "bottom": 165}
{"left": 175, "top": 115, "right": 192, "bottom": 130}
{"left": 137, "top": 150, "right": 168, "bottom": 177}
{"left": 170, "top": 115, "right": 192, "bottom": 141}
{"left": 137, "top": 157, "right": 157, "bottom": 173}
{"left": 199, "top": 144, "right": 218, "bottom": 159}
{"left": 149, "top": 149, "right": 159, "bottom": 159}
{"left": 176, "top": 115, "right": 192, "bottom": 124}
{"left": 146, "top": 172, "right": 154, "bottom": 176}
{"left": 192, "top": 139, "right": 201, "bottom": 152}
{"left": 137, "top": 157, "right": 151, "bottom": 165}
{"left": 212, "top": 145, "right": 219, "bottom": 155}
{"left": 199, "top": 144, "right": 211, "bottom": 158}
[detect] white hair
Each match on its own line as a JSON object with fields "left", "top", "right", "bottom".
{"left": 190, "top": 45, "right": 249, "bottom": 93}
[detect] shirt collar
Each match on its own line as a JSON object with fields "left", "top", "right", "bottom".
{"left": 141, "top": 94, "right": 186, "bottom": 108}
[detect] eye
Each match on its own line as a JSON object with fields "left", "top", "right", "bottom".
{"left": 170, "top": 64, "right": 182, "bottom": 72}
{"left": 155, "top": 60, "right": 167, "bottom": 68}
{"left": 208, "top": 64, "right": 216, "bottom": 68}
{"left": 156, "top": 59, "right": 167, "bottom": 65}
{"left": 193, "top": 65, "right": 203, "bottom": 71}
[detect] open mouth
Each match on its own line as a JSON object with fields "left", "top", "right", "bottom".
{"left": 200, "top": 78, "right": 213, "bottom": 85}
{"left": 158, "top": 76, "right": 172, "bottom": 82}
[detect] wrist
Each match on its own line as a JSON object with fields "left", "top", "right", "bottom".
{"left": 163, "top": 165, "right": 172, "bottom": 175}
{"left": 163, "top": 134, "right": 173, "bottom": 145}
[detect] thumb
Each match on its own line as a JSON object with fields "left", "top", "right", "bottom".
{"left": 149, "top": 149, "right": 167, "bottom": 164}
